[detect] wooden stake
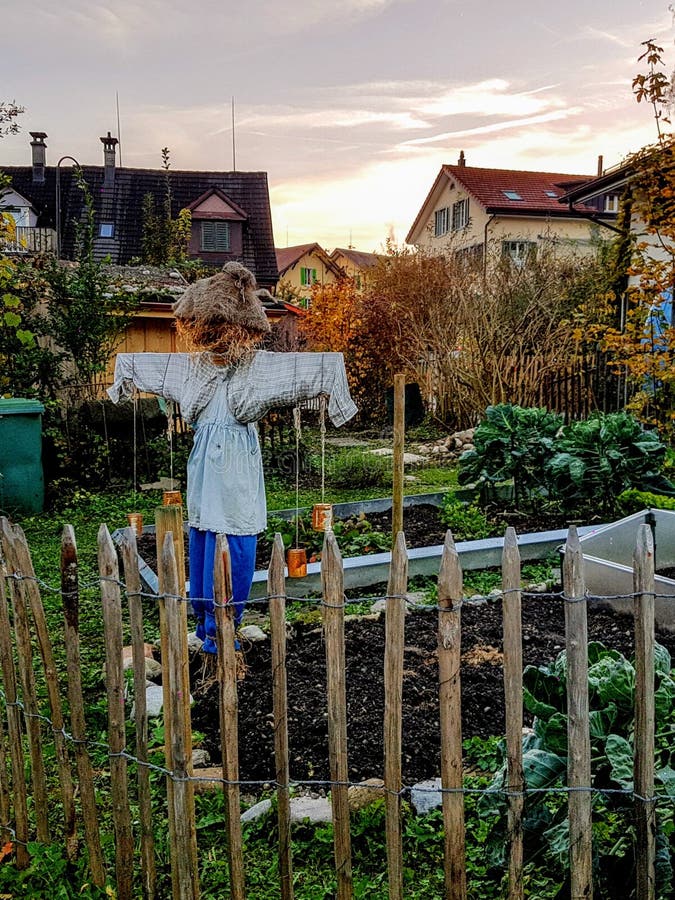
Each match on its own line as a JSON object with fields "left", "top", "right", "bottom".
{"left": 633, "top": 524, "right": 656, "bottom": 900}
{"left": 268, "top": 534, "right": 294, "bottom": 900}
{"left": 0, "top": 525, "right": 30, "bottom": 869}
{"left": 563, "top": 526, "right": 593, "bottom": 900}
{"left": 161, "top": 532, "right": 199, "bottom": 900}
{"left": 0, "top": 677, "right": 10, "bottom": 845}
{"left": 0, "top": 518, "right": 50, "bottom": 843}
{"left": 11, "top": 525, "right": 77, "bottom": 860}
{"left": 322, "top": 530, "right": 352, "bottom": 899}
{"left": 384, "top": 531, "right": 407, "bottom": 900}
{"left": 61, "top": 525, "right": 105, "bottom": 887}
{"left": 98, "top": 524, "right": 134, "bottom": 900}
{"left": 437, "top": 530, "right": 466, "bottom": 899}
{"left": 214, "top": 536, "right": 245, "bottom": 900}
{"left": 502, "top": 528, "right": 523, "bottom": 900}
{"left": 392, "top": 374, "right": 406, "bottom": 538}
{"left": 120, "top": 527, "right": 157, "bottom": 900}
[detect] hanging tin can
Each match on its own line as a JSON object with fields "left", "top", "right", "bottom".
{"left": 312, "top": 503, "right": 333, "bottom": 532}
{"left": 162, "top": 490, "right": 182, "bottom": 507}
{"left": 287, "top": 547, "right": 307, "bottom": 578}
{"left": 126, "top": 513, "right": 144, "bottom": 537}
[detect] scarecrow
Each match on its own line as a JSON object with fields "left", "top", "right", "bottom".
{"left": 108, "top": 262, "right": 357, "bottom": 654}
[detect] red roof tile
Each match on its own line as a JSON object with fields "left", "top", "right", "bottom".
{"left": 443, "top": 165, "right": 595, "bottom": 214}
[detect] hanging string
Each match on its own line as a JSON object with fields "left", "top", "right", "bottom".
{"left": 132, "top": 392, "right": 138, "bottom": 500}
{"left": 293, "top": 406, "right": 301, "bottom": 549}
{"left": 319, "top": 395, "right": 327, "bottom": 504}
{"left": 167, "top": 401, "right": 175, "bottom": 487}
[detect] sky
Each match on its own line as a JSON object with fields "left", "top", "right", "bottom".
{"left": 2, "top": 0, "right": 674, "bottom": 252}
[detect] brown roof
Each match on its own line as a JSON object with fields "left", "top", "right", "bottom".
{"left": 331, "top": 247, "right": 384, "bottom": 270}
{"left": 275, "top": 242, "right": 342, "bottom": 277}
{"left": 406, "top": 164, "right": 601, "bottom": 243}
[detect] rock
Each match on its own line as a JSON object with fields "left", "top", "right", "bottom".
{"left": 187, "top": 631, "right": 203, "bottom": 652}
{"left": 239, "top": 624, "right": 267, "bottom": 643}
{"left": 369, "top": 596, "right": 415, "bottom": 615}
{"left": 369, "top": 447, "right": 393, "bottom": 457}
{"left": 144, "top": 658, "right": 163, "bottom": 680}
{"left": 348, "top": 778, "right": 385, "bottom": 811}
{"left": 467, "top": 594, "right": 487, "bottom": 605}
{"left": 487, "top": 589, "right": 503, "bottom": 599}
{"left": 241, "top": 798, "right": 272, "bottom": 823}
{"left": 463, "top": 443, "right": 475, "bottom": 453}
{"left": 527, "top": 583, "right": 549, "bottom": 593}
{"left": 193, "top": 766, "right": 224, "bottom": 794}
{"left": 290, "top": 796, "right": 332, "bottom": 824}
{"left": 142, "top": 683, "right": 165, "bottom": 719}
{"left": 140, "top": 476, "right": 181, "bottom": 492}
{"left": 122, "top": 643, "right": 155, "bottom": 668}
{"left": 192, "top": 748, "right": 211, "bottom": 768}
{"left": 405, "top": 591, "right": 429, "bottom": 609}
{"left": 411, "top": 778, "right": 442, "bottom": 815}
{"left": 404, "top": 475, "right": 417, "bottom": 482}
{"left": 344, "top": 612, "right": 380, "bottom": 624}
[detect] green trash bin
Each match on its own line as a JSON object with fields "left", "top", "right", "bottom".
{"left": 0, "top": 399, "right": 45, "bottom": 515}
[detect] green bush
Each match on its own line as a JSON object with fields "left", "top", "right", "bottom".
{"left": 440, "top": 494, "right": 491, "bottom": 540}
{"left": 328, "top": 449, "right": 391, "bottom": 489}
{"left": 617, "top": 488, "right": 675, "bottom": 515}
{"left": 458, "top": 404, "right": 564, "bottom": 507}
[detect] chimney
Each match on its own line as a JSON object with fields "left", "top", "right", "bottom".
{"left": 458, "top": 150, "right": 466, "bottom": 167}
{"left": 30, "top": 132, "right": 47, "bottom": 184}
{"left": 100, "top": 131, "right": 119, "bottom": 186}
{"left": 597, "top": 154, "right": 603, "bottom": 177}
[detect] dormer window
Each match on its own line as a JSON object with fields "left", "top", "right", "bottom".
{"left": 604, "top": 194, "right": 619, "bottom": 213}
{"left": 200, "top": 221, "right": 230, "bottom": 252}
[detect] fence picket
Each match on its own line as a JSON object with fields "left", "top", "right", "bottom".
{"left": 161, "top": 532, "right": 199, "bottom": 900}
{"left": 437, "top": 530, "right": 466, "bottom": 900}
{"left": 268, "top": 534, "right": 294, "bottom": 900}
{"left": 563, "top": 526, "right": 593, "bottom": 900}
{"left": 633, "top": 525, "right": 656, "bottom": 900}
{"left": 322, "top": 530, "right": 353, "bottom": 899}
{"left": 0, "top": 524, "right": 30, "bottom": 869}
{"left": 61, "top": 525, "right": 105, "bottom": 887}
{"left": 11, "top": 525, "right": 77, "bottom": 860}
{"left": 0, "top": 518, "right": 50, "bottom": 843}
{"left": 384, "top": 531, "right": 408, "bottom": 900}
{"left": 214, "top": 535, "right": 246, "bottom": 900}
{"left": 120, "top": 527, "right": 157, "bottom": 899}
{"left": 502, "top": 528, "right": 524, "bottom": 900}
{"left": 98, "top": 524, "right": 134, "bottom": 900}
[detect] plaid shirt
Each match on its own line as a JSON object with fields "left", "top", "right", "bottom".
{"left": 108, "top": 350, "right": 358, "bottom": 426}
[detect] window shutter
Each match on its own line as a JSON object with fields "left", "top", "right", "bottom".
{"left": 200, "top": 221, "right": 230, "bottom": 252}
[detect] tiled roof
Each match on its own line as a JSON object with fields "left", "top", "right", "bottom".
{"left": 443, "top": 165, "right": 596, "bottom": 214}
{"left": 275, "top": 243, "right": 320, "bottom": 273}
{"left": 2, "top": 165, "right": 278, "bottom": 285}
{"left": 331, "top": 247, "right": 384, "bottom": 270}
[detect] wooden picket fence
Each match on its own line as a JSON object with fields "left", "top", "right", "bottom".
{"left": 0, "top": 508, "right": 662, "bottom": 900}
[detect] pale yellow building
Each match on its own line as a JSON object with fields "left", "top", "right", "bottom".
{"left": 275, "top": 242, "right": 342, "bottom": 302}
{"left": 330, "top": 247, "right": 384, "bottom": 289}
{"left": 406, "top": 153, "right": 618, "bottom": 265}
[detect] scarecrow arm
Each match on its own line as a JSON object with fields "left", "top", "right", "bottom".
{"left": 107, "top": 353, "right": 190, "bottom": 404}
{"left": 229, "top": 351, "right": 358, "bottom": 427}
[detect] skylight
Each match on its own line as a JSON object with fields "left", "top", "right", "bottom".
{"left": 545, "top": 190, "right": 558, "bottom": 198}
{"left": 503, "top": 190, "right": 522, "bottom": 200}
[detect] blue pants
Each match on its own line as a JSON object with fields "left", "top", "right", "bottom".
{"left": 188, "top": 528, "right": 257, "bottom": 654}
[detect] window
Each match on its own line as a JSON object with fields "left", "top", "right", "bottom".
{"left": 200, "top": 221, "right": 230, "bottom": 252}
{"left": 502, "top": 240, "right": 536, "bottom": 267}
{"left": 451, "top": 198, "right": 469, "bottom": 231}
{"left": 502, "top": 190, "right": 523, "bottom": 201}
{"left": 544, "top": 191, "right": 558, "bottom": 198}
{"left": 604, "top": 194, "right": 619, "bottom": 213}
{"left": 99, "top": 223, "right": 114, "bottom": 238}
{"left": 434, "top": 207, "right": 449, "bottom": 237}
{"left": 300, "top": 267, "right": 317, "bottom": 287}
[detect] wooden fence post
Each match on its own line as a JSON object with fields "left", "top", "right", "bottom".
{"left": 0, "top": 526, "right": 30, "bottom": 869}
{"left": 0, "top": 517, "right": 50, "bottom": 843}
{"left": 268, "top": 534, "right": 294, "bottom": 900}
{"left": 438, "top": 530, "right": 466, "bottom": 900}
{"left": 322, "top": 530, "right": 353, "bottom": 900}
{"left": 392, "top": 374, "right": 405, "bottom": 538}
{"left": 98, "top": 524, "right": 134, "bottom": 900}
{"left": 384, "top": 531, "right": 408, "bottom": 900}
{"left": 563, "top": 526, "right": 593, "bottom": 900}
{"left": 502, "top": 527, "right": 524, "bottom": 900}
{"left": 11, "top": 525, "right": 77, "bottom": 860}
{"left": 120, "top": 527, "right": 157, "bottom": 900}
{"left": 61, "top": 525, "right": 105, "bottom": 887}
{"left": 161, "top": 532, "right": 199, "bottom": 900}
{"left": 214, "top": 535, "right": 245, "bottom": 900}
{"left": 633, "top": 524, "right": 656, "bottom": 900}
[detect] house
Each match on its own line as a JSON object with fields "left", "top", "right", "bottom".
{"left": 329, "top": 247, "right": 384, "bottom": 289}
{"left": 406, "top": 152, "right": 618, "bottom": 265}
{"left": 1, "top": 132, "right": 278, "bottom": 287}
{"left": 275, "top": 242, "right": 343, "bottom": 301}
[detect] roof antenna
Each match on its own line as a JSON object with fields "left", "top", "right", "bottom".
{"left": 348, "top": 228, "right": 354, "bottom": 250}
{"left": 231, "top": 96, "right": 236, "bottom": 171}
{"left": 116, "top": 91, "right": 123, "bottom": 166}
